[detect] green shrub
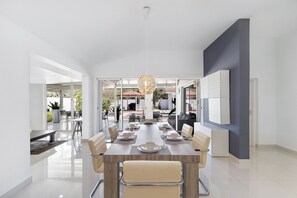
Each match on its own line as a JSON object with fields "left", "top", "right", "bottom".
{"left": 47, "top": 111, "right": 52, "bottom": 122}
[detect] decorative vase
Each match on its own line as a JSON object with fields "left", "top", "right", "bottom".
{"left": 52, "top": 109, "right": 60, "bottom": 123}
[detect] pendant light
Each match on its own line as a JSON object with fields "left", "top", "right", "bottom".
{"left": 138, "top": 6, "right": 156, "bottom": 95}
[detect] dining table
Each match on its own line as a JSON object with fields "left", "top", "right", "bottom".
{"left": 103, "top": 123, "right": 200, "bottom": 198}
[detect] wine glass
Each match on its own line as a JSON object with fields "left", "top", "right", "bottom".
{"left": 161, "top": 128, "right": 168, "bottom": 149}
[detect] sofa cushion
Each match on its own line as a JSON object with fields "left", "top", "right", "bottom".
{"left": 179, "top": 112, "right": 186, "bottom": 119}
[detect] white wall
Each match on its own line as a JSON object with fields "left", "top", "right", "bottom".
{"left": 29, "top": 84, "right": 46, "bottom": 130}
{"left": 0, "top": 15, "right": 89, "bottom": 196}
{"left": 250, "top": 19, "right": 278, "bottom": 145}
{"left": 276, "top": 30, "right": 297, "bottom": 152}
{"left": 93, "top": 51, "right": 203, "bottom": 78}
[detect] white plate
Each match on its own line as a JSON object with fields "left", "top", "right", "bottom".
{"left": 166, "top": 136, "right": 183, "bottom": 141}
{"left": 117, "top": 135, "right": 136, "bottom": 141}
{"left": 137, "top": 143, "right": 161, "bottom": 153}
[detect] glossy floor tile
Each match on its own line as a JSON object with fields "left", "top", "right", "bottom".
{"left": 11, "top": 135, "right": 297, "bottom": 198}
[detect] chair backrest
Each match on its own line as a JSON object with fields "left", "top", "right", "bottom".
{"left": 181, "top": 124, "right": 193, "bottom": 138}
{"left": 192, "top": 131, "right": 211, "bottom": 168}
{"left": 122, "top": 161, "right": 182, "bottom": 198}
{"left": 108, "top": 124, "right": 118, "bottom": 142}
{"left": 88, "top": 132, "right": 107, "bottom": 173}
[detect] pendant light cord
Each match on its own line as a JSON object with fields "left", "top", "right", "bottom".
{"left": 145, "top": 16, "right": 148, "bottom": 75}
{"left": 145, "top": 8, "right": 149, "bottom": 76}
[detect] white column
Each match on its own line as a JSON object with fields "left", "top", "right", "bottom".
{"left": 59, "top": 90, "right": 63, "bottom": 110}
{"left": 145, "top": 93, "right": 153, "bottom": 119}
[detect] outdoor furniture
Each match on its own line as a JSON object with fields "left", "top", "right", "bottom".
{"left": 103, "top": 123, "right": 199, "bottom": 198}
{"left": 128, "top": 113, "right": 140, "bottom": 122}
{"left": 102, "top": 110, "right": 109, "bottom": 126}
{"left": 168, "top": 112, "right": 196, "bottom": 131}
{"left": 72, "top": 118, "right": 82, "bottom": 139}
{"left": 30, "top": 130, "right": 57, "bottom": 142}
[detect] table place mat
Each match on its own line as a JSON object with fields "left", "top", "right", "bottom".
{"left": 113, "top": 135, "right": 137, "bottom": 144}
{"left": 130, "top": 146, "right": 171, "bottom": 155}
{"left": 165, "top": 139, "right": 189, "bottom": 145}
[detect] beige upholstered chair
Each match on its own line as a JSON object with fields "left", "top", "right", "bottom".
{"left": 181, "top": 123, "right": 193, "bottom": 139}
{"left": 192, "top": 130, "right": 211, "bottom": 196}
{"left": 121, "top": 161, "right": 183, "bottom": 198}
{"left": 108, "top": 124, "right": 119, "bottom": 142}
{"left": 88, "top": 132, "right": 107, "bottom": 197}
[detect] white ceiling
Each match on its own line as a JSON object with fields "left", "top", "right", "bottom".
{"left": 0, "top": 0, "right": 296, "bottom": 68}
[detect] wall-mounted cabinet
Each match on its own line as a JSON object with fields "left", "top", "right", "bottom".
{"left": 200, "top": 70, "right": 230, "bottom": 124}
{"left": 209, "top": 98, "right": 230, "bottom": 124}
{"left": 208, "top": 70, "right": 229, "bottom": 98}
{"left": 200, "top": 76, "right": 208, "bottom": 98}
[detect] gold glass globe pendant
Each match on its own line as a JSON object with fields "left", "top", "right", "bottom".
{"left": 138, "top": 74, "right": 156, "bottom": 94}
{"left": 138, "top": 6, "right": 156, "bottom": 95}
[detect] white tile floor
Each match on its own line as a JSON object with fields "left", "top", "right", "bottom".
{"left": 10, "top": 135, "right": 297, "bottom": 198}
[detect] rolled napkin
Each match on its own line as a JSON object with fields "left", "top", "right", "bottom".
{"left": 121, "top": 131, "right": 134, "bottom": 138}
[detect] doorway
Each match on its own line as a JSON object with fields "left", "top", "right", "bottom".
{"left": 249, "top": 79, "right": 258, "bottom": 147}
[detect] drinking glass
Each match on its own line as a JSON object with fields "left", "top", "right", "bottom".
{"left": 161, "top": 128, "right": 168, "bottom": 149}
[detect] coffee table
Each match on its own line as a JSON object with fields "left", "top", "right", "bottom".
{"left": 30, "top": 130, "right": 57, "bottom": 142}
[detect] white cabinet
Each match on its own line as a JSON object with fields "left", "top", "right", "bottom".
{"left": 200, "top": 76, "right": 209, "bottom": 98}
{"left": 209, "top": 98, "right": 230, "bottom": 124}
{"left": 208, "top": 70, "right": 229, "bottom": 98}
{"left": 194, "top": 122, "right": 229, "bottom": 157}
{"left": 200, "top": 70, "right": 230, "bottom": 124}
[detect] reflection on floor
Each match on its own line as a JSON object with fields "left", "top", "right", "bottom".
{"left": 12, "top": 132, "right": 82, "bottom": 198}
{"left": 11, "top": 132, "right": 297, "bottom": 198}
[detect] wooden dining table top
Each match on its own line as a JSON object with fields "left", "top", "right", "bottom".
{"left": 104, "top": 123, "right": 199, "bottom": 162}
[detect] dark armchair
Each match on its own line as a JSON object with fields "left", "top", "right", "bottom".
{"left": 168, "top": 112, "right": 196, "bottom": 131}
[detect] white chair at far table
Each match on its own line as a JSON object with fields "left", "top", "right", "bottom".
{"left": 108, "top": 123, "right": 120, "bottom": 142}
{"left": 192, "top": 130, "right": 211, "bottom": 196}
{"left": 180, "top": 123, "right": 193, "bottom": 139}
{"left": 121, "top": 161, "right": 183, "bottom": 198}
{"left": 88, "top": 132, "right": 107, "bottom": 198}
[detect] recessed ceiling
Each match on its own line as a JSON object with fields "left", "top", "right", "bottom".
{"left": 0, "top": 0, "right": 296, "bottom": 68}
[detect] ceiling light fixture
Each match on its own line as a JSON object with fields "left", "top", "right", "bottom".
{"left": 138, "top": 6, "right": 156, "bottom": 95}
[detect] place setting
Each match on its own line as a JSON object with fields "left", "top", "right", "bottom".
{"left": 158, "top": 122, "right": 172, "bottom": 130}
{"left": 165, "top": 132, "right": 188, "bottom": 145}
{"left": 131, "top": 141, "right": 171, "bottom": 155}
{"left": 114, "top": 131, "right": 137, "bottom": 144}
{"left": 126, "top": 122, "right": 140, "bottom": 131}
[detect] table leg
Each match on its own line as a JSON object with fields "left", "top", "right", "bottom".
{"left": 183, "top": 163, "right": 199, "bottom": 198}
{"left": 104, "top": 162, "right": 119, "bottom": 198}
{"left": 50, "top": 133, "right": 55, "bottom": 142}
{"left": 72, "top": 122, "right": 78, "bottom": 139}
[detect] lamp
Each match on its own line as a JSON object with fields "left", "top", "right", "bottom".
{"left": 138, "top": 6, "right": 156, "bottom": 95}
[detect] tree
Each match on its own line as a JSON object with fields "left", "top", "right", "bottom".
{"left": 74, "top": 90, "right": 82, "bottom": 112}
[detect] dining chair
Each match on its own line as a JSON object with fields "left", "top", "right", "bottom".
{"left": 180, "top": 123, "right": 193, "bottom": 139}
{"left": 121, "top": 161, "right": 183, "bottom": 198}
{"left": 192, "top": 130, "right": 211, "bottom": 196}
{"left": 88, "top": 132, "right": 107, "bottom": 198}
{"left": 108, "top": 124, "right": 119, "bottom": 142}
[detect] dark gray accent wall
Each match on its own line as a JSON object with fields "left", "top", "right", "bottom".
{"left": 203, "top": 19, "right": 250, "bottom": 159}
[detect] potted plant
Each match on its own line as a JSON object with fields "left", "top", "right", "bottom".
{"left": 48, "top": 102, "right": 60, "bottom": 123}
